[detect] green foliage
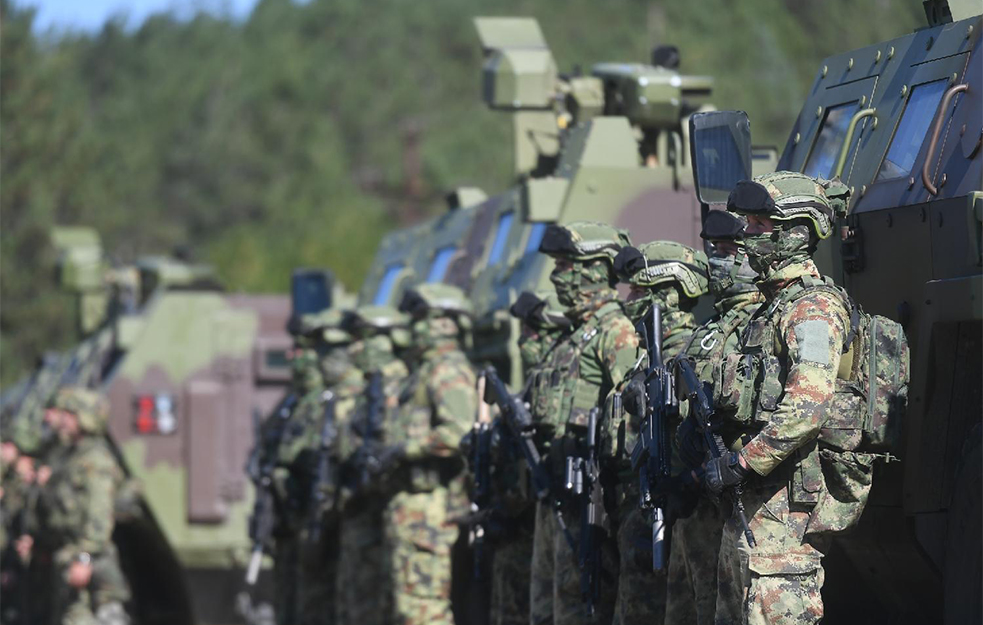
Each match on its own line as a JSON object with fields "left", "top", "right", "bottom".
{"left": 0, "top": 0, "right": 923, "bottom": 385}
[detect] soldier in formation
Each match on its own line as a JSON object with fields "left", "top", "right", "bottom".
{"left": 238, "top": 171, "right": 896, "bottom": 625}
{"left": 0, "top": 387, "right": 132, "bottom": 625}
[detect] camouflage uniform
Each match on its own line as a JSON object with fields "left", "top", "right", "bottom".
{"left": 335, "top": 306, "right": 411, "bottom": 625}
{"left": 384, "top": 285, "right": 478, "bottom": 625}
{"left": 529, "top": 222, "right": 638, "bottom": 625}
{"left": 1, "top": 444, "right": 37, "bottom": 625}
{"left": 664, "top": 211, "right": 764, "bottom": 625}
{"left": 610, "top": 240, "right": 707, "bottom": 625}
{"left": 271, "top": 310, "right": 357, "bottom": 625}
{"left": 35, "top": 387, "right": 131, "bottom": 625}
{"left": 710, "top": 172, "right": 853, "bottom": 624}
{"left": 486, "top": 292, "right": 570, "bottom": 625}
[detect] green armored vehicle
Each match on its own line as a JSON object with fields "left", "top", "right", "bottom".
{"left": 690, "top": 1, "right": 981, "bottom": 621}
{"left": 359, "top": 17, "right": 776, "bottom": 386}
{"left": 1, "top": 228, "right": 341, "bottom": 624}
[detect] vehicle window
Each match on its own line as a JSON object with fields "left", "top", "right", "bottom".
{"left": 373, "top": 263, "right": 403, "bottom": 305}
{"left": 803, "top": 101, "right": 858, "bottom": 179}
{"left": 265, "top": 349, "right": 289, "bottom": 369}
{"left": 487, "top": 211, "right": 515, "bottom": 266}
{"left": 876, "top": 79, "right": 949, "bottom": 182}
{"left": 525, "top": 222, "right": 548, "bottom": 255}
{"left": 426, "top": 246, "right": 456, "bottom": 283}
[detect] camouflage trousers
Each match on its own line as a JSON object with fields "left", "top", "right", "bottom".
{"left": 717, "top": 478, "right": 828, "bottom": 625}
{"left": 612, "top": 500, "right": 665, "bottom": 625}
{"left": 336, "top": 501, "right": 392, "bottom": 625}
{"left": 384, "top": 487, "right": 457, "bottom": 625}
{"left": 296, "top": 517, "right": 339, "bottom": 625}
{"left": 665, "top": 496, "right": 731, "bottom": 625}
{"left": 529, "top": 499, "right": 617, "bottom": 625}
{"left": 489, "top": 509, "right": 535, "bottom": 625}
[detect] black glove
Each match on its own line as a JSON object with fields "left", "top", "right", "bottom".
{"left": 622, "top": 372, "right": 647, "bottom": 417}
{"left": 459, "top": 430, "right": 476, "bottom": 466}
{"left": 705, "top": 451, "right": 749, "bottom": 495}
{"left": 676, "top": 419, "right": 707, "bottom": 469}
{"left": 372, "top": 444, "right": 406, "bottom": 474}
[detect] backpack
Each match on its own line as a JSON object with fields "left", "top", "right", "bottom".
{"left": 782, "top": 276, "right": 910, "bottom": 453}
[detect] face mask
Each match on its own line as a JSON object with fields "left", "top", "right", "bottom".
{"left": 743, "top": 222, "right": 812, "bottom": 278}
{"left": 708, "top": 247, "right": 757, "bottom": 298}
{"left": 350, "top": 334, "right": 395, "bottom": 372}
{"left": 321, "top": 345, "right": 351, "bottom": 385}
{"left": 291, "top": 348, "right": 323, "bottom": 391}
{"left": 549, "top": 260, "right": 612, "bottom": 309}
{"left": 624, "top": 285, "right": 680, "bottom": 325}
{"left": 411, "top": 315, "right": 459, "bottom": 352}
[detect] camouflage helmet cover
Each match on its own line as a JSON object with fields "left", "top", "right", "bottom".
{"left": 726, "top": 171, "right": 851, "bottom": 240}
{"left": 613, "top": 240, "right": 709, "bottom": 299}
{"left": 538, "top": 220, "right": 631, "bottom": 263}
{"left": 49, "top": 386, "right": 110, "bottom": 434}
{"left": 398, "top": 283, "right": 474, "bottom": 318}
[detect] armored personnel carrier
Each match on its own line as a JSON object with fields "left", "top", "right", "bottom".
{"left": 689, "top": 1, "right": 981, "bottom": 621}
{"left": 359, "top": 17, "right": 776, "bottom": 386}
{"left": 0, "top": 228, "right": 342, "bottom": 624}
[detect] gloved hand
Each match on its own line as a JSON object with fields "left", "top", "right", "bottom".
{"left": 705, "top": 451, "right": 749, "bottom": 495}
{"left": 371, "top": 444, "right": 406, "bottom": 475}
{"left": 675, "top": 419, "right": 707, "bottom": 469}
{"left": 622, "top": 372, "right": 647, "bottom": 417}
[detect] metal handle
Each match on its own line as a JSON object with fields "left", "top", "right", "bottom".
{"left": 922, "top": 83, "right": 969, "bottom": 196}
{"left": 834, "top": 108, "right": 876, "bottom": 179}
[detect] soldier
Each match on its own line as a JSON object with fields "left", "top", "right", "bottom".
{"left": 529, "top": 222, "right": 638, "bottom": 625}
{"left": 708, "top": 172, "right": 853, "bottom": 624}
{"left": 34, "top": 386, "right": 131, "bottom": 625}
{"left": 663, "top": 210, "right": 764, "bottom": 625}
{"left": 484, "top": 291, "right": 570, "bottom": 625}
{"left": 335, "top": 305, "right": 411, "bottom": 625}
{"left": 610, "top": 240, "right": 708, "bottom": 625}
{"left": 375, "top": 284, "right": 478, "bottom": 625}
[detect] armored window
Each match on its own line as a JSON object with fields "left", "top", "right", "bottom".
{"left": 426, "top": 246, "right": 456, "bottom": 283}
{"left": 487, "top": 211, "right": 515, "bottom": 266}
{"left": 876, "top": 79, "right": 948, "bottom": 182}
{"left": 373, "top": 263, "right": 403, "bottom": 305}
{"left": 525, "top": 222, "right": 548, "bottom": 254}
{"left": 265, "top": 349, "right": 289, "bottom": 369}
{"left": 803, "top": 101, "right": 857, "bottom": 179}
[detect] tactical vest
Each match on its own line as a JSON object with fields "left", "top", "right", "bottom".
{"left": 531, "top": 301, "right": 623, "bottom": 432}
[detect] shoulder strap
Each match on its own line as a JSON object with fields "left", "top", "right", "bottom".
{"left": 781, "top": 276, "right": 860, "bottom": 354}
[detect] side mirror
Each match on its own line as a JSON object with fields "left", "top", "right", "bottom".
{"left": 689, "top": 111, "right": 753, "bottom": 204}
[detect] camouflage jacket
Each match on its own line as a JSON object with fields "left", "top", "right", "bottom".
{"left": 530, "top": 289, "right": 638, "bottom": 437}
{"left": 36, "top": 437, "right": 123, "bottom": 564}
{"left": 391, "top": 341, "right": 477, "bottom": 461}
{"left": 725, "top": 260, "right": 850, "bottom": 501}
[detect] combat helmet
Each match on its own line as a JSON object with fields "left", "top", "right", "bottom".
{"left": 726, "top": 171, "right": 850, "bottom": 241}
{"left": 700, "top": 210, "right": 758, "bottom": 298}
{"left": 613, "top": 240, "right": 709, "bottom": 298}
{"left": 398, "top": 283, "right": 474, "bottom": 320}
{"left": 538, "top": 221, "right": 631, "bottom": 264}
{"left": 509, "top": 291, "right": 570, "bottom": 331}
{"left": 49, "top": 386, "right": 110, "bottom": 435}
{"left": 343, "top": 305, "right": 412, "bottom": 350}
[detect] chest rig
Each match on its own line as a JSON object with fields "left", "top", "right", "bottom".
{"left": 531, "top": 301, "right": 621, "bottom": 431}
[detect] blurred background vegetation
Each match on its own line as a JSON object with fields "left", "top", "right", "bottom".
{"left": 0, "top": 0, "right": 924, "bottom": 386}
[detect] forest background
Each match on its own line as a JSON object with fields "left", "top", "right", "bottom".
{"left": 0, "top": 0, "right": 924, "bottom": 386}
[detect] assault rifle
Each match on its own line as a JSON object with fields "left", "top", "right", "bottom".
{"left": 482, "top": 367, "right": 576, "bottom": 552}
{"left": 565, "top": 407, "right": 606, "bottom": 616}
{"left": 307, "top": 390, "right": 337, "bottom": 545}
{"left": 629, "top": 304, "right": 676, "bottom": 571}
{"left": 245, "top": 391, "right": 299, "bottom": 585}
{"left": 354, "top": 370, "right": 386, "bottom": 490}
{"left": 673, "top": 358, "right": 756, "bottom": 547}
